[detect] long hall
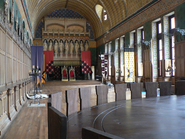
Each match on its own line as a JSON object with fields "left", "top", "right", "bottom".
{"left": 0, "top": 0, "right": 185, "bottom": 139}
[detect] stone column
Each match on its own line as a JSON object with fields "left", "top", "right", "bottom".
{"left": 19, "top": 84, "right": 22, "bottom": 105}
{"left": 14, "top": 86, "right": 17, "bottom": 111}
{"left": 7, "top": 88, "right": 11, "bottom": 120}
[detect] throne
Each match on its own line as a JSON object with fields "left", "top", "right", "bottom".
{"left": 61, "top": 66, "right": 68, "bottom": 81}
{"left": 69, "top": 66, "right": 76, "bottom": 81}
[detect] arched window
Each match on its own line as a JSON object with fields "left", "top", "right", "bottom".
{"left": 103, "top": 10, "right": 107, "bottom": 21}
{"left": 120, "top": 36, "right": 125, "bottom": 77}
{"left": 115, "top": 38, "right": 119, "bottom": 80}
{"left": 108, "top": 42, "right": 112, "bottom": 76}
{"left": 137, "top": 27, "right": 144, "bottom": 77}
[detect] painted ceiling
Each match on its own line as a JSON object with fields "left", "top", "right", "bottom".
{"left": 25, "top": 0, "right": 152, "bottom": 39}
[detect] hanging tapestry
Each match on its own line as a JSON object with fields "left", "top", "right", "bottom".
{"left": 54, "top": 66, "right": 61, "bottom": 80}
{"left": 74, "top": 66, "right": 82, "bottom": 80}
{"left": 124, "top": 48, "right": 135, "bottom": 82}
{"left": 46, "top": 61, "right": 55, "bottom": 75}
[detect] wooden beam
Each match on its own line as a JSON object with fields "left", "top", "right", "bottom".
{"left": 65, "top": 0, "right": 69, "bottom": 8}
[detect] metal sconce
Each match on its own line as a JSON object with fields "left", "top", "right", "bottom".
{"left": 176, "top": 28, "right": 185, "bottom": 36}
{"left": 162, "top": 32, "right": 174, "bottom": 38}
{"left": 142, "top": 40, "right": 151, "bottom": 48}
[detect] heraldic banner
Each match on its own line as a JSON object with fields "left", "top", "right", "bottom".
{"left": 43, "top": 51, "right": 54, "bottom": 75}
{"left": 81, "top": 51, "right": 92, "bottom": 74}
{"left": 101, "top": 54, "right": 108, "bottom": 78}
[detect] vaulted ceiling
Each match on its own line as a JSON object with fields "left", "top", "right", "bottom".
{"left": 25, "top": 0, "right": 152, "bottom": 39}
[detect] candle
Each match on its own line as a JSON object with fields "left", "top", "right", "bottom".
{"left": 32, "top": 65, "right": 35, "bottom": 69}
{"left": 39, "top": 70, "right": 41, "bottom": 73}
{"left": 37, "top": 66, "right": 39, "bottom": 69}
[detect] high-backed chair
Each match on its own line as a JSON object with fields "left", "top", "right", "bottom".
{"left": 66, "top": 88, "right": 78, "bottom": 116}
{"left": 130, "top": 83, "right": 143, "bottom": 99}
{"left": 145, "top": 82, "right": 158, "bottom": 98}
{"left": 114, "top": 83, "right": 127, "bottom": 101}
{"left": 79, "top": 87, "right": 91, "bottom": 110}
{"left": 96, "top": 85, "right": 109, "bottom": 105}
{"left": 158, "top": 81, "right": 172, "bottom": 96}
{"left": 61, "top": 66, "right": 68, "bottom": 81}
{"left": 69, "top": 66, "right": 76, "bottom": 81}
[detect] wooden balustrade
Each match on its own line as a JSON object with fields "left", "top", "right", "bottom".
{"left": 0, "top": 80, "right": 32, "bottom": 137}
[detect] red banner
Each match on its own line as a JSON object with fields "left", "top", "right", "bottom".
{"left": 43, "top": 51, "right": 54, "bottom": 65}
{"left": 43, "top": 51, "right": 54, "bottom": 74}
{"left": 81, "top": 51, "right": 91, "bottom": 74}
{"left": 81, "top": 51, "right": 91, "bottom": 66}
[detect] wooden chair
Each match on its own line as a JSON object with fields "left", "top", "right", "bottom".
{"left": 61, "top": 66, "right": 68, "bottom": 81}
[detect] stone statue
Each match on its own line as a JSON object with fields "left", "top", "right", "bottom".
{"left": 15, "top": 10, "right": 18, "bottom": 31}
{"left": 24, "top": 30, "right": 27, "bottom": 43}
{"left": 4, "top": 0, "right": 8, "bottom": 16}
{"left": 43, "top": 40, "right": 47, "bottom": 51}
{"left": 75, "top": 41, "right": 79, "bottom": 54}
{"left": 80, "top": 41, "right": 84, "bottom": 51}
{"left": 11, "top": 6, "right": 14, "bottom": 25}
{"left": 85, "top": 41, "right": 89, "bottom": 51}
{"left": 70, "top": 41, "right": 74, "bottom": 55}
{"left": 65, "top": 41, "right": 69, "bottom": 54}
{"left": 0, "top": 9, "right": 2, "bottom": 21}
{"left": 48, "top": 40, "right": 53, "bottom": 51}
{"left": 59, "top": 41, "right": 64, "bottom": 54}
{"left": 18, "top": 22, "right": 21, "bottom": 36}
{"left": 54, "top": 41, "right": 59, "bottom": 54}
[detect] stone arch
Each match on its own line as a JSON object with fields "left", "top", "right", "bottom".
{"left": 122, "top": 0, "right": 128, "bottom": 17}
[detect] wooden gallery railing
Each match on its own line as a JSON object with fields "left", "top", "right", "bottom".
{"left": 0, "top": 79, "right": 33, "bottom": 137}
